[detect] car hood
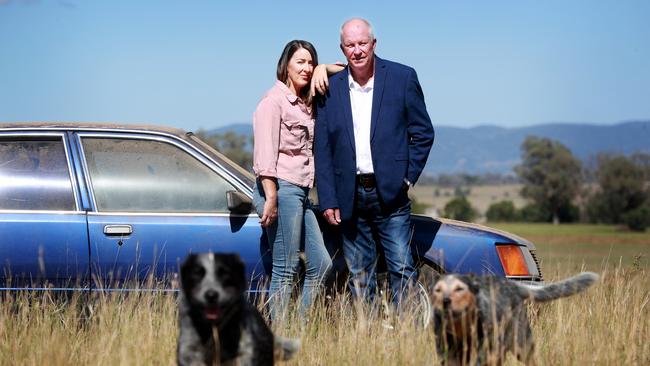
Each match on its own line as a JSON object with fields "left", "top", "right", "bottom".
{"left": 427, "top": 216, "right": 537, "bottom": 250}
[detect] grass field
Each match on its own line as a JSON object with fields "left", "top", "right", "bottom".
{"left": 493, "top": 223, "right": 650, "bottom": 271}
{"left": 1, "top": 224, "right": 648, "bottom": 365}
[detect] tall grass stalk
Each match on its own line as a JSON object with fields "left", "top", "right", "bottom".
{"left": 1, "top": 264, "right": 648, "bottom": 365}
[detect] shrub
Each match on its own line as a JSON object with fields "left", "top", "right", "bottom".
{"left": 519, "top": 203, "right": 548, "bottom": 222}
{"left": 443, "top": 196, "right": 478, "bottom": 222}
{"left": 557, "top": 202, "right": 581, "bottom": 223}
{"left": 486, "top": 201, "right": 518, "bottom": 222}
{"left": 622, "top": 205, "right": 650, "bottom": 231}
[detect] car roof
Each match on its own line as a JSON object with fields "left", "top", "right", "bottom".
{"left": 0, "top": 121, "right": 188, "bottom": 136}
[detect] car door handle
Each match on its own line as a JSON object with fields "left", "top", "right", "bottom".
{"left": 103, "top": 225, "right": 133, "bottom": 236}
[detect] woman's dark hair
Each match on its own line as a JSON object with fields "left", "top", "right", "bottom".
{"left": 276, "top": 40, "right": 318, "bottom": 108}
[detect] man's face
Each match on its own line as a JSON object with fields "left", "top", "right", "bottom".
{"left": 340, "top": 21, "right": 376, "bottom": 74}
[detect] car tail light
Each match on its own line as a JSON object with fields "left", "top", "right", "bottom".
{"left": 496, "top": 244, "right": 530, "bottom": 276}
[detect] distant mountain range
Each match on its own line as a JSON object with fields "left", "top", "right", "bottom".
{"left": 208, "top": 121, "right": 650, "bottom": 175}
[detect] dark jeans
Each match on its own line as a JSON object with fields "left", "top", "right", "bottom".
{"left": 341, "top": 183, "right": 417, "bottom": 304}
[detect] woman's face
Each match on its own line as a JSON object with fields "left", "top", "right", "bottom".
{"left": 286, "top": 47, "right": 314, "bottom": 94}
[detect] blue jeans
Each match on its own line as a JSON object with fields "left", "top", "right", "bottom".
{"left": 341, "top": 184, "right": 417, "bottom": 304}
{"left": 252, "top": 179, "right": 332, "bottom": 320}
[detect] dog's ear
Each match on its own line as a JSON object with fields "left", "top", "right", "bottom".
{"left": 225, "top": 253, "right": 246, "bottom": 285}
{"left": 463, "top": 274, "right": 481, "bottom": 294}
{"left": 180, "top": 253, "right": 199, "bottom": 278}
{"left": 179, "top": 254, "right": 202, "bottom": 297}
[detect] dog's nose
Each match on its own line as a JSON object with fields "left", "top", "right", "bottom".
{"left": 442, "top": 297, "right": 451, "bottom": 308}
{"left": 204, "top": 290, "right": 219, "bottom": 303}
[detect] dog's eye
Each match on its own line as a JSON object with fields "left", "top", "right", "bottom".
{"left": 191, "top": 267, "right": 205, "bottom": 279}
{"left": 216, "top": 268, "right": 229, "bottom": 278}
{"left": 434, "top": 288, "right": 442, "bottom": 293}
{"left": 454, "top": 287, "right": 465, "bottom": 292}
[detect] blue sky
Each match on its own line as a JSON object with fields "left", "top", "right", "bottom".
{"left": 1, "top": 0, "right": 649, "bottom": 132}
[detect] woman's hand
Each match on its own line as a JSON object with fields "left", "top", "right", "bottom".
{"left": 258, "top": 176, "right": 278, "bottom": 227}
{"left": 310, "top": 64, "right": 330, "bottom": 97}
{"left": 310, "top": 62, "right": 346, "bottom": 97}
{"left": 260, "top": 196, "right": 278, "bottom": 227}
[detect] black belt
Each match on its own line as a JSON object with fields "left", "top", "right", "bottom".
{"left": 357, "top": 174, "right": 376, "bottom": 189}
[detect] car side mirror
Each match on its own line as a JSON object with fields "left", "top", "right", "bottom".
{"left": 226, "top": 190, "right": 253, "bottom": 214}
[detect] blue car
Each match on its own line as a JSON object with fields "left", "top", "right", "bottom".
{"left": 0, "top": 123, "right": 542, "bottom": 295}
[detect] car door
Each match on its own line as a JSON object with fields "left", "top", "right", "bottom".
{"left": 0, "top": 132, "right": 90, "bottom": 290}
{"left": 76, "top": 132, "right": 267, "bottom": 291}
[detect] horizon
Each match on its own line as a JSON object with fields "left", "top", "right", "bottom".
{"left": 1, "top": 0, "right": 649, "bottom": 131}
{"left": 207, "top": 119, "right": 649, "bottom": 132}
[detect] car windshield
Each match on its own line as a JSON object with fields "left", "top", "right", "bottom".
{"left": 187, "top": 133, "right": 255, "bottom": 189}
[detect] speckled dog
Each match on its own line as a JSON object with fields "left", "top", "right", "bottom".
{"left": 177, "top": 253, "right": 300, "bottom": 366}
{"left": 432, "top": 272, "right": 599, "bottom": 366}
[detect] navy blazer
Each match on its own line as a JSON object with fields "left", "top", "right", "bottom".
{"left": 314, "top": 56, "right": 434, "bottom": 221}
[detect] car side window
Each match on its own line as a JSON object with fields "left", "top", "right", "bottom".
{"left": 0, "top": 136, "right": 76, "bottom": 211}
{"left": 81, "top": 137, "right": 237, "bottom": 213}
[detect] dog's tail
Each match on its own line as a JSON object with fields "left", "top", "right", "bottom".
{"left": 274, "top": 336, "right": 301, "bottom": 361}
{"left": 514, "top": 272, "right": 599, "bottom": 302}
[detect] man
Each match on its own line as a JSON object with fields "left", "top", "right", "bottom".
{"left": 314, "top": 18, "right": 434, "bottom": 302}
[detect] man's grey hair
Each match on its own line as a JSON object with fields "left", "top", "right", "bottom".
{"left": 340, "top": 17, "right": 375, "bottom": 43}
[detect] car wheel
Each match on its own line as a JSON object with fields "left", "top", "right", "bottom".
{"left": 419, "top": 262, "right": 442, "bottom": 290}
{"left": 411, "top": 280, "right": 432, "bottom": 329}
{"left": 377, "top": 272, "right": 433, "bottom": 329}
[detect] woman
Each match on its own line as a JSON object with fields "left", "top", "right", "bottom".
{"left": 252, "top": 40, "right": 342, "bottom": 320}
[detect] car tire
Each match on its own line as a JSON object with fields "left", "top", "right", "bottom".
{"left": 377, "top": 272, "right": 433, "bottom": 329}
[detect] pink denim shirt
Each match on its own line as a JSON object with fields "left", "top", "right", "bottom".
{"left": 253, "top": 81, "right": 315, "bottom": 188}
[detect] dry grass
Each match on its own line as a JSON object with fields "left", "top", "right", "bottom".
{"left": 322, "top": 183, "right": 526, "bottom": 218}
{"left": 410, "top": 184, "right": 526, "bottom": 218}
{"left": 1, "top": 225, "right": 649, "bottom": 365}
{"left": 0, "top": 291, "right": 178, "bottom": 365}
{"left": 533, "top": 266, "right": 649, "bottom": 365}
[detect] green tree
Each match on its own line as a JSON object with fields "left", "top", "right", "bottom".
{"left": 631, "top": 152, "right": 650, "bottom": 180}
{"left": 443, "top": 196, "right": 478, "bottom": 222}
{"left": 486, "top": 200, "right": 517, "bottom": 222}
{"left": 195, "top": 129, "right": 253, "bottom": 172}
{"left": 515, "top": 136, "right": 582, "bottom": 225}
{"left": 587, "top": 154, "right": 649, "bottom": 228}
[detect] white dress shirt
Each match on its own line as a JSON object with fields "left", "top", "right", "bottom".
{"left": 349, "top": 74, "right": 375, "bottom": 175}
